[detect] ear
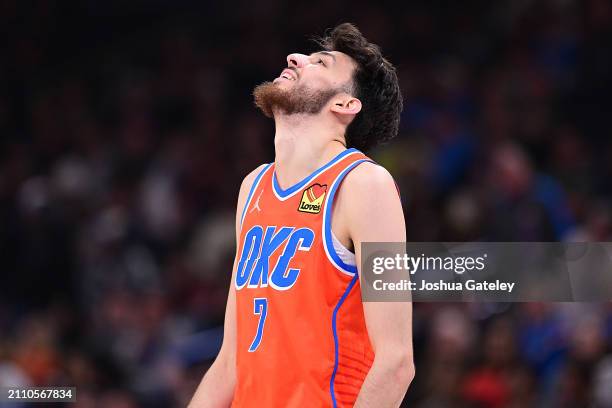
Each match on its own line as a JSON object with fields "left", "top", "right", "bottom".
{"left": 330, "top": 95, "right": 362, "bottom": 117}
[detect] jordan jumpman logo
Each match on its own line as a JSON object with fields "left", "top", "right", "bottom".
{"left": 250, "top": 189, "right": 263, "bottom": 213}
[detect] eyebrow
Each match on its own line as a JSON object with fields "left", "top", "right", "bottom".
{"left": 311, "top": 51, "right": 336, "bottom": 63}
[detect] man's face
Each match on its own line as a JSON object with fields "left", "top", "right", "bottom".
{"left": 254, "top": 50, "right": 357, "bottom": 117}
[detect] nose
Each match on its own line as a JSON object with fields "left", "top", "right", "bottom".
{"left": 287, "top": 53, "right": 308, "bottom": 68}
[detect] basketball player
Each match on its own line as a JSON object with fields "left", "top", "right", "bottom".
{"left": 189, "top": 23, "right": 414, "bottom": 407}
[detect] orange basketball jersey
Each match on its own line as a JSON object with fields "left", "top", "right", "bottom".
{"left": 232, "top": 148, "right": 375, "bottom": 407}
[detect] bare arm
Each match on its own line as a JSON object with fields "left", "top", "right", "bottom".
{"left": 340, "top": 163, "right": 415, "bottom": 407}
{"left": 188, "top": 164, "right": 267, "bottom": 408}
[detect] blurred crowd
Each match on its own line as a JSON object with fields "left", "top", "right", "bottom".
{"left": 1, "top": 0, "right": 612, "bottom": 407}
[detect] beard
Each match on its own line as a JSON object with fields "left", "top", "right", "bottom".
{"left": 253, "top": 81, "right": 340, "bottom": 118}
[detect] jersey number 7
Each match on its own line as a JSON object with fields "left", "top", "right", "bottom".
{"left": 248, "top": 298, "right": 267, "bottom": 352}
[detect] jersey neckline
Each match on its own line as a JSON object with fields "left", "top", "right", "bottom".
{"left": 271, "top": 148, "right": 359, "bottom": 201}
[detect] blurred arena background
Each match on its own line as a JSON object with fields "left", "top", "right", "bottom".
{"left": 1, "top": 0, "right": 612, "bottom": 407}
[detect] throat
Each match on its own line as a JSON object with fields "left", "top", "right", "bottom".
{"left": 274, "top": 143, "right": 347, "bottom": 191}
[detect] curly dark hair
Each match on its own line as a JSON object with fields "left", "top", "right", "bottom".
{"left": 315, "top": 23, "right": 402, "bottom": 152}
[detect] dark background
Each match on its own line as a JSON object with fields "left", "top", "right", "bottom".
{"left": 1, "top": 0, "right": 612, "bottom": 407}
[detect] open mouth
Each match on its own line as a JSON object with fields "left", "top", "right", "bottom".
{"left": 279, "top": 69, "right": 297, "bottom": 81}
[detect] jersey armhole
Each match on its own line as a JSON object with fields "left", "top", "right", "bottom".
{"left": 322, "top": 159, "right": 374, "bottom": 276}
{"left": 239, "top": 163, "right": 273, "bottom": 229}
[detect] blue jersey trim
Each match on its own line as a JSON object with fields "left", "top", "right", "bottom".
{"left": 240, "top": 163, "right": 273, "bottom": 227}
{"left": 323, "top": 159, "right": 372, "bottom": 275}
{"left": 272, "top": 148, "right": 359, "bottom": 200}
{"left": 330, "top": 272, "right": 360, "bottom": 407}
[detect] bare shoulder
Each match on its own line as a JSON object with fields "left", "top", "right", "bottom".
{"left": 235, "top": 163, "right": 270, "bottom": 229}
{"left": 341, "top": 161, "right": 398, "bottom": 197}
{"left": 239, "top": 163, "right": 269, "bottom": 197}
{"left": 337, "top": 161, "right": 405, "bottom": 241}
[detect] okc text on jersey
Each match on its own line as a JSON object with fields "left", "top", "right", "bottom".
{"left": 235, "top": 225, "right": 315, "bottom": 290}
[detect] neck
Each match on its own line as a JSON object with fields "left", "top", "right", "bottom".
{"left": 273, "top": 111, "right": 347, "bottom": 189}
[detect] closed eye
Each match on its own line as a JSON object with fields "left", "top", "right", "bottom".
{"left": 317, "top": 58, "right": 326, "bottom": 67}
